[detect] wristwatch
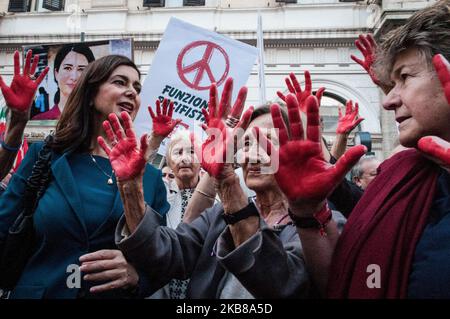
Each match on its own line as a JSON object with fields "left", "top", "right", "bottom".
{"left": 222, "top": 202, "right": 259, "bottom": 225}
{"left": 288, "top": 204, "right": 332, "bottom": 234}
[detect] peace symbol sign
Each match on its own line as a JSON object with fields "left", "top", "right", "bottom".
{"left": 176, "top": 40, "right": 230, "bottom": 90}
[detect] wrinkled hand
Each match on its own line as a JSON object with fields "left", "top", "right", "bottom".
{"left": 277, "top": 72, "right": 325, "bottom": 112}
{"left": 202, "top": 77, "right": 248, "bottom": 131}
{"left": 336, "top": 100, "right": 365, "bottom": 134}
{"left": 98, "top": 112, "right": 148, "bottom": 181}
{"left": 258, "top": 94, "right": 366, "bottom": 204}
{"left": 148, "top": 98, "right": 187, "bottom": 138}
{"left": 433, "top": 54, "right": 450, "bottom": 105}
{"left": 0, "top": 50, "right": 49, "bottom": 114}
{"left": 79, "top": 250, "right": 139, "bottom": 294}
{"left": 197, "top": 78, "right": 252, "bottom": 178}
{"left": 351, "top": 34, "right": 380, "bottom": 86}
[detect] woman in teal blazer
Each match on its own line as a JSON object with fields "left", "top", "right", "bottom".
{"left": 0, "top": 55, "right": 169, "bottom": 298}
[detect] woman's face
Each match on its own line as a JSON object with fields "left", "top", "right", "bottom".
{"left": 93, "top": 65, "right": 142, "bottom": 121}
{"left": 240, "top": 113, "right": 279, "bottom": 192}
{"left": 382, "top": 47, "right": 450, "bottom": 147}
{"left": 54, "top": 51, "right": 89, "bottom": 100}
{"left": 167, "top": 137, "right": 200, "bottom": 183}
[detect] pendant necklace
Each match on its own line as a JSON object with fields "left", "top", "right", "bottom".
{"left": 90, "top": 155, "right": 114, "bottom": 185}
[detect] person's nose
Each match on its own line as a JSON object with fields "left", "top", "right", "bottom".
{"left": 69, "top": 69, "right": 78, "bottom": 82}
{"left": 125, "top": 85, "right": 138, "bottom": 100}
{"left": 247, "top": 143, "right": 261, "bottom": 164}
{"left": 382, "top": 87, "right": 402, "bottom": 111}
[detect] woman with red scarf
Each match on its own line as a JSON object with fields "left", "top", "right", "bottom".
{"left": 260, "top": 0, "right": 450, "bottom": 298}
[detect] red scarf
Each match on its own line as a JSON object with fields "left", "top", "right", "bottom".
{"left": 327, "top": 149, "right": 440, "bottom": 298}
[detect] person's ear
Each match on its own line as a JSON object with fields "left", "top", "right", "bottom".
{"left": 353, "top": 176, "right": 362, "bottom": 187}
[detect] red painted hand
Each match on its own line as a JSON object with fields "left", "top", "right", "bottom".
{"left": 433, "top": 54, "right": 450, "bottom": 105}
{"left": 148, "top": 98, "right": 187, "bottom": 138}
{"left": 98, "top": 112, "right": 148, "bottom": 181}
{"left": 336, "top": 100, "right": 365, "bottom": 134}
{"left": 418, "top": 136, "right": 450, "bottom": 169}
{"left": 0, "top": 50, "right": 49, "bottom": 114}
{"left": 276, "top": 72, "right": 325, "bottom": 112}
{"left": 197, "top": 107, "right": 253, "bottom": 179}
{"left": 351, "top": 34, "right": 381, "bottom": 86}
{"left": 258, "top": 94, "right": 366, "bottom": 202}
{"left": 202, "top": 77, "right": 248, "bottom": 131}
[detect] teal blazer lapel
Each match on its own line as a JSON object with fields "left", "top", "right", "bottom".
{"left": 90, "top": 176, "right": 124, "bottom": 239}
{"left": 51, "top": 153, "right": 89, "bottom": 241}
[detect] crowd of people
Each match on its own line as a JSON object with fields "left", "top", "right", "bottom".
{"left": 0, "top": 0, "right": 449, "bottom": 299}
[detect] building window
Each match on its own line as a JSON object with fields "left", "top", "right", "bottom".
{"left": 8, "top": 0, "right": 31, "bottom": 12}
{"left": 42, "top": 0, "right": 65, "bottom": 11}
{"left": 183, "top": 0, "right": 205, "bottom": 6}
{"left": 143, "top": 0, "right": 165, "bottom": 7}
{"left": 8, "top": 0, "right": 64, "bottom": 12}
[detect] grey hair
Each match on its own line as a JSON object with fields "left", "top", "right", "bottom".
{"left": 374, "top": 0, "right": 450, "bottom": 85}
{"left": 351, "top": 155, "right": 378, "bottom": 180}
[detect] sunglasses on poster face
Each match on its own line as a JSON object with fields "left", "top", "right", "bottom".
{"left": 162, "top": 173, "right": 175, "bottom": 179}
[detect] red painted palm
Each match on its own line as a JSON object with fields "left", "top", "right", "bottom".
{"left": 256, "top": 94, "right": 366, "bottom": 202}
{"left": 0, "top": 50, "right": 49, "bottom": 113}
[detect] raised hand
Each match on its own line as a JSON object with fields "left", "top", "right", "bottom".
{"left": 0, "top": 50, "right": 49, "bottom": 114}
{"left": 98, "top": 112, "right": 148, "bottom": 181}
{"left": 202, "top": 77, "right": 248, "bottom": 131}
{"left": 148, "top": 98, "right": 187, "bottom": 138}
{"left": 418, "top": 136, "right": 450, "bottom": 169}
{"left": 260, "top": 94, "right": 366, "bottom": 204}
{"left": 351, "top": 34, "right": 380, "bottom": 86}
{"left": 276, "top": 72, "right": 325, "bottom": 112}
{"left": 415, "top": 56, "right": 450, "bottom": 169}
{"left": 336, "top": 100, "right": 365, "bottom": 134}
{"left": 433, "top": 54, "right": 450, "bottom": 105}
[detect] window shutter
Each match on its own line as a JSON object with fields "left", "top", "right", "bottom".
{"left": 42, "top": 0, "right": 65, "bottom": 11}
{"left": 183, "top": 0, "right": 205, "bottom": 6}
{"left": 8, "top": 0, "right": 28, "bottom": 12}
{"left": 143, "top": 0, "right": 165, "bottom": 7}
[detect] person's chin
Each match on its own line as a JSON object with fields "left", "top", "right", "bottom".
{"left": 399, "top": 131, "right": 419, "bottom": 148}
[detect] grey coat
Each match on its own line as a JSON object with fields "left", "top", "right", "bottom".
{"left": 115, "top": 203, "right": 310, "bottom": 299}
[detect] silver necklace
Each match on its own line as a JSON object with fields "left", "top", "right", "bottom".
{"left": 90, "top": 155, "right": 114, "bottom": 185}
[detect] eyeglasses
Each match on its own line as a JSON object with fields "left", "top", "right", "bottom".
{"left": 162, "top": 173, "right": 175, "bottom": 179}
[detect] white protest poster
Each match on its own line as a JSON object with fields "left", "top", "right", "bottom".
{"left": 134, "top": 17, "right": 258, "bottom": 155}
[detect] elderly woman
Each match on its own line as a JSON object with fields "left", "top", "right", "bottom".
{"left": 163, "top": 130, "right": 201, "bottom": 229}
{"left": 268, "top": 0, "right": 450, "bottom": 298}
{"left": 92, "top": 79, "right": 315, "bottom": 298}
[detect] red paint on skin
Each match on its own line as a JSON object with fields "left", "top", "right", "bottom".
{"left": 266, "top": 95, "right": 366, "bottom": 201}
{"left": 0, "top": 50, "right": 49, "bottom": 113}
{"left": 433, "top": 54, "right": 450, "bottom": 105}
{"left": 99, "top": 112, "right": 148, "bottom": 181}
{"left": 351, "top": 34, "right": 381, "bottom": 86}
{"left": 198, "top": 77, "right": 252, "bottom": 178}
{"left": 276, "top": 71, "right": 324, "bottom": 112}
{"left": 336, "top": 100, "right": 365, "bottom": 134}
{"left": 415, "top": 56, "right": 450, "bottom": 168}
{"left": 148, "top": 98, "right": 186, "bottom": 137}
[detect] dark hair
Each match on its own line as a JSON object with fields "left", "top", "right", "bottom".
{"left": 374, "top": 0, "right": 450, "bottom": 84}
{"left": 249, "top": 102, "right": 291, "bottom": 137}
{"left": 53, "top": 44, "right": 95, "bottom": 104}
{"left": 52, "top": 55, "right": 141, "bottom": 154}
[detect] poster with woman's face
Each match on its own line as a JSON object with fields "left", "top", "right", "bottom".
{"left": 25, "top": 39, "right": 133, "bottom": 121}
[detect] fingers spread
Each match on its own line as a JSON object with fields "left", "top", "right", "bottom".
{"left": 305, "top": 96, "right": 321, "bottom": 143}
{"left": 270, "top": 103, "right": 289, "bottom": 146}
